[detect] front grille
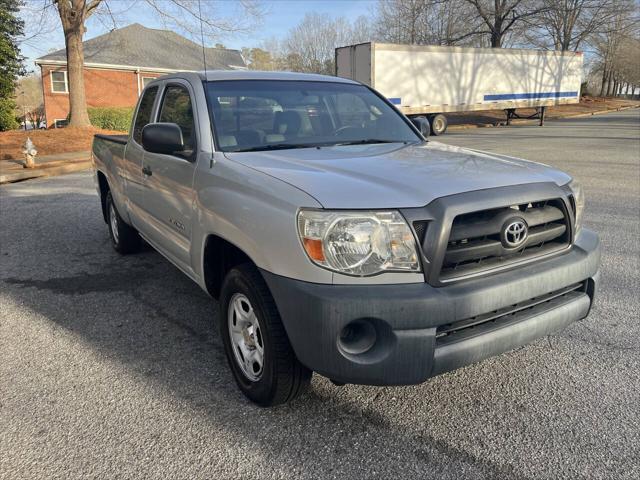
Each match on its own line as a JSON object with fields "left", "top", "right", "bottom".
{"left": 436, "top": 282, "right": 586, "bottom": 342}
{"left": 440, "top": 199, "right": 570, "bottom": 281}
{"left": 413, "top": 220, "right": 428, "bottom": 244}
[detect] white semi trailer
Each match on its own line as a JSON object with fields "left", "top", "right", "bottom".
{"left": 335, "top": 43, "right": 583, "bottom": 135}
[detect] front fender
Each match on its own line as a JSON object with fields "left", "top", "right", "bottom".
{"left": 190, "top": 155, "right": 333, "bottom": 285}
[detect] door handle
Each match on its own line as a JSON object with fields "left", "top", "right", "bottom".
{"left": 142, "top": 165, "right": 152, "bottom": 176}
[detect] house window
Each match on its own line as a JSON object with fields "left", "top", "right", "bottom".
{"left": 54, "top": 119, "right": 68, "bottom": 128}
{"left": 142, "top": 77, "right": 155, "bottom": 88}
{"left": 50, "top": 71, "right": 68, "bottom": 93}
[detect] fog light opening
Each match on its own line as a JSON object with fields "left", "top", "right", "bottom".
{"left": 338, "top": 319, "right": 377, "bottom": 355}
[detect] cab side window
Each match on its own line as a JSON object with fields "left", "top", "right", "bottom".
{"left": 158, "top": 85, "right": 195, "bottom": 157}
{"left": 132, "top": 86, "right": 158, "bottom": 144}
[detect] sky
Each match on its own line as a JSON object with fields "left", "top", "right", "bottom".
{"left": 19, "top": 0, "right": 377, "bottom": 72}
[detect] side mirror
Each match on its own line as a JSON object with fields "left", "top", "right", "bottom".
{"left": 410, "top": 116, "right": 430, "bottom": 139}
{"left": 142, "top": 123, "right": 184, "bottom": 155}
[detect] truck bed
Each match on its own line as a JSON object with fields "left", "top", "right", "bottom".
{"left": 92, "top": 134, "right": 128, "bottom": 170}
{"left": 94, "top": 134, "right": 128, "bottom": 145}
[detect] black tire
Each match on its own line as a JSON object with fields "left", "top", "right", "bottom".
{"left": 106, "top": 191, "right": 141, "bottom": 254}
{"left": 220, "top": 263, "right": 311, "bottom": 406}
{"left": 430, "top": 113, "right": 448, "bottom": 136}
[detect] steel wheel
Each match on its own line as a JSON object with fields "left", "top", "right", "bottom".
{"left": 220, "top": 264, "right": 312, "bottom": 405}
{"left": 109, "top": 202, "right": 119, "bottom": 244}
{"left": 430, "top": 113, "right": 448, "bottom": 136}
{"left": 228, "top": 293, "right": 264, "bottom": 382}
{"left": 105, "top": 191, "right": 140, "bottom": 254}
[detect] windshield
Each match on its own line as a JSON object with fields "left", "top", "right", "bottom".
{"left": 205, "top": 80, "right": 421, "bottom": 152}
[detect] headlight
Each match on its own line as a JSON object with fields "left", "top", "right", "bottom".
{"left": 297, "top": 210, "right": 421, "bottom": 276}
{"left": 568, "top": 179, "right": 585, "bottom": 232}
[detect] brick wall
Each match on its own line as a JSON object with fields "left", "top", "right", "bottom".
{"left": 40, "top": 65, "right": 163, "bottom": 128}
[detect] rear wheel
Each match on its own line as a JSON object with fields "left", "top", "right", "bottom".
{"left": 106, "top": 191, "right": 141, "bottom": 254}
{"left": 430, "top": 113, "right": 448, "bottom": 136}
{"left": 220, "top": 263, "right": 311, "bottom": 406}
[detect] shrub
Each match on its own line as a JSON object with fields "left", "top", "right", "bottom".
{"left": 0, "top": 98, "right": 19, "bottom": 131}
{"left": 87, "top": 106, "right": 134, "bottom": 131}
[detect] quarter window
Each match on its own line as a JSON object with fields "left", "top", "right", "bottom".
{"left": 158, "top": 85, "right": 195, "bottom": 156}
{"left": 133, "top": 86, "right": 158, "bottom": 144}
{"left": 50, "top": 71, "right": 68, "bottom": 93}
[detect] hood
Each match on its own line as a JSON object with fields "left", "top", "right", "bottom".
{"left": 225, "top": 141, "right": 571, "bottom": 209}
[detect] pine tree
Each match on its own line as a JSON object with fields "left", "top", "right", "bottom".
{"left": 0, "top": 0, "right": 25, "bottom": 131}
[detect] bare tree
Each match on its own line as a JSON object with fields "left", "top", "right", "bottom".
{"left": 375, "top": 0, "right": 524, "bottom": 47}
{"left": 462, "top": 0, "right": 547, "bottom": 47}
{"left": 54, "top": 0, "right": 99, "bottom": 126}
{"left": 430, "top": 0, "right": 484, "bottom": 45}
{"left": 376, "top": 0, "right": 431, "bottom": 44}
{"left": 351, "top": 15, "right": 375, "bottom": 44}
{"left": 280, "top": 13, "right": 375, "bottom": 75}
{"left": 29, "top": 1, "right": 264, "bottom": 127}
{"left": 528, "top": 0, "right": 619, "bottom": 51}
{"left": 612, "top": 36, "right": 640, "bottom": 96}
{"left": 14, "top": 73, "right": 45, "bottom": 127}
{"left": 589, "top": 0, "right": 639, "bottom": 96}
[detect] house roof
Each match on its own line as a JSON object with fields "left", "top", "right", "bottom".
{"left": 35, "top": 23, "right": 246, "bottom": 71}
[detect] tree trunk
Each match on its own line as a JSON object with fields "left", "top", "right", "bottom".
{"left": 599, "top": 68, "right": 607, "bottom": 97}
{"left": 491, "top": 19, "right": 503, "bottom": 48}
{"left": 58, "top": 2, "right": 91, "bottom": 128}
{"left": 491, "top": 31, "right": 502, "bottom": 47}
{"left": 64, "top": 27, "right": 90, "bottom": 126}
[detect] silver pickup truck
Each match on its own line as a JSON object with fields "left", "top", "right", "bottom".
{"left": 92, "top": 71, "right": 600, "bottom": 406}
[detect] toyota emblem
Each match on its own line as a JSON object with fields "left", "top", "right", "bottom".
{"left": 501, "top": 218, "right": 528, "bottom": 248}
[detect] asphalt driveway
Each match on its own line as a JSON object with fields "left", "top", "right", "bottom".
{"left": 1, "top": 109, "right": 639, "bottom": 479}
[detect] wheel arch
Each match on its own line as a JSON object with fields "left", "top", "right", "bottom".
{"left": 96, "top": 170, "right": 109, "bottom": 223}
{"left": 202, "top": 234, "right": 257, "bottom": 300}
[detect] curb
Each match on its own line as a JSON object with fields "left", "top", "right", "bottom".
{"left": 0, "top": 161, "right": 92, "bottom": 184}
{"left": 447, "top": 104, "right": 640, "bottom": 131}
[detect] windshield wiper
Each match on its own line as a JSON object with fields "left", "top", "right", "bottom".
{"left": 233, "top": 143, "right": 321, "bottom": 152}
{"left": 333, "top": 139, "right": 409, "bottom": 146}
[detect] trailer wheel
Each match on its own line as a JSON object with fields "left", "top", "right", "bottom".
{"left": 430, "top": 114, "right": 448, "bottom": 136}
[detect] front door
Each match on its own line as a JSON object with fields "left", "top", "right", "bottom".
{"left": 139, "top": 82, "right": 199, "bottom": 272}
{"left": 126, "top": 85, "right": 159, "bottom": 227}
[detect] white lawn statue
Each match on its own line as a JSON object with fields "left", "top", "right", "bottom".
{"left": 22, "top": 137, "right": 37, "bottom": 168}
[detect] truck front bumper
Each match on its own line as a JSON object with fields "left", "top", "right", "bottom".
{"left": 261, "top": 229, "right": 600, "bottom": 385}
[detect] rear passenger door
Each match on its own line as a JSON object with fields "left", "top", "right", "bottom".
{"left": 139, "top": 81, "right": 199, "bottom": 272}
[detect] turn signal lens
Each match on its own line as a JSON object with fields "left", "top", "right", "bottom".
{"left": 303, "top": 238, "right": 325, "bottom": 262}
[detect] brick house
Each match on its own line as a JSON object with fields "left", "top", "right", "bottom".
{"left": 35, "top": 23, "right": 246, "bottom": 128}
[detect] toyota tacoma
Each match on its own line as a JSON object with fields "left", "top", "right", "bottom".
{"left": 92, "top": 71, "right": 600, "bottom": 406}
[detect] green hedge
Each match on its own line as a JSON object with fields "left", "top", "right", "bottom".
{"left": 88, "top": 106, "right": 134, "bottom": 131}
{"left": 0, "top": 98, "right": 19, "bottom": 131}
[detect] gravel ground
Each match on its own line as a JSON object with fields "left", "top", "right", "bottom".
{"left": 1, "top": 109, "right": 639, "bottom": 479}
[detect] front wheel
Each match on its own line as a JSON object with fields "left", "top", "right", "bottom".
{"left": 220, "top": 264, "right": 311, "bottom": 406}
